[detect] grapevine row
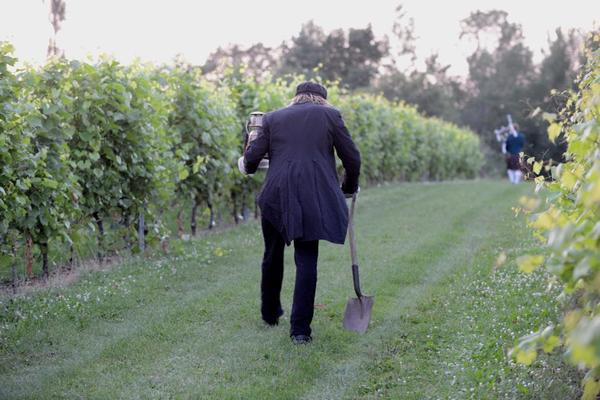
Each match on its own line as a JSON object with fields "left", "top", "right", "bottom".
{"left": 0, "top": 42, "right": 483, "bottom": 285}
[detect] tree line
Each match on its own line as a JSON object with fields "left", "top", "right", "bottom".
{"left": 202, "top": 8, "right": 591, "bottom": 165}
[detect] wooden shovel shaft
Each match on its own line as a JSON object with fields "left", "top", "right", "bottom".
{"left": 348, "top": 193, "right": 362, "bottom": 298}
{"left": 349, "top": 193, "right": 358, "bottom": 266}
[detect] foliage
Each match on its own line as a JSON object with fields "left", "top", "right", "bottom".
{"left": 511, "top": 36, "right": 600, "bottom": 399}
{"left": 0, "top": 42, "right": 483, "bottom": 281}
{"left": 202, "top": 43, "right": 278, "bottom": 81}
{"left": 17, "top": 60, "right": 80, "bottom": 258}
{"left": 278, "top": 22, "right": 389, "bottom": 89}
{"left": 338, "top": 93, "right": 483, "bottom": 183}
{"left": 458, "top": 11, "right": 581, "bottom": 162}
{"left": 68, "top": 60, "right": 170, "bottom": 223}
{"left": 375, "top": 54, "right": 466, "bottom": 124}
{"left": 376, "top": 9, "right": 583, "bottom": 166}
{"left": 0, "top": 42, "right": 40, "bottom": 256}
{"left": 195, "top": 11, "right": 586, "bottom": 167}
{"left": 168, "top": 66, "right": 238, "bottom": 209}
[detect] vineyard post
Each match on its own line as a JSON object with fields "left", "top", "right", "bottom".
{"left": 40, "top": 241, "right": 49, "bottom": 279}
{"left": 138, "top": 208, "right": 145, "bottom": 253}
{"left": 24, "top": 235, "right": 33, "bottom": 278}
{"left": 176, "top": 208, "right": 184, "bottom": 237}
{"left": 191, "top": 199, "right": 199, "bottom": 236}
{"left": 122, "top": 213, "right": 131, "bottom": 251}
{"left": 93, "top": 212, "right": 104, "bottom": 262}
{"left": 231, "top": 191, "right": 240, "bottom": 224}
{"left": 207, "top": 192, "right": 215, "bottom": 229}
{"left": 11, "top": 245, "right": 17, "bottom": 295}
{"left": 68, "top": 242, "right": 74, "bottom": 269}
{"left": 241, "top": 192, "right": 250, "bottom": 221}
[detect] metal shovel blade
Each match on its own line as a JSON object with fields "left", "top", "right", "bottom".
{"left": 343, "top": 295, "right": 374, "bottom": 333}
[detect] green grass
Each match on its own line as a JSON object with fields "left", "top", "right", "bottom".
{"left": 0, "top": 180, "right": 581, "bottom": 399}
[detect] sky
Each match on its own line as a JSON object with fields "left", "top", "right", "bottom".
{"left": 1, "top": 0, "right": 599, "bottom": 76}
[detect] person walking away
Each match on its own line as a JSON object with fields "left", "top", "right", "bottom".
{"left": 503, "top": 123, "right": 525, "bottom": 184}
{"left": 238, "top": 81, "right": 361, "bottom": 344}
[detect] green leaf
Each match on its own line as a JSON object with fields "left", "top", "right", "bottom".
{"left": 41, "top": 179, "right": 59, "bottom": 189}
{"left": 542, "top": 112, "right": 556, "bottom": 123}
{"left": 515, "top": 349, "right": 537, "bottom": 365}
{"left": 547, "top": 123, "right": 561, "bottom": 143}
{"left": 178, "top": 168, "right": 189, "bottom": 181}
{"left": 542, "top": 335, "right": 560, "bottom": 353}
{"left": 561, "top": 170, "right": 578, "bottom": 191}
{"left": 517, "top": 255, "right": 545, "bottom": 274}
{"left": 79, "top": 131, "right": 94, "bottom": 142}
{"left": 583, "top": 377, "right": 600, "bottom": 400}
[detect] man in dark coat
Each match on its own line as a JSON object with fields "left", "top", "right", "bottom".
{"left": 238, "top": 82, "right": 361, "bottom": 344}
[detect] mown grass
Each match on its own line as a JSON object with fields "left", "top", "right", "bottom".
{"left": 0, "top": 180, "right": 581, "bottom": 399}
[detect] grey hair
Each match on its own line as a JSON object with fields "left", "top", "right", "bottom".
{"left": 289, "top": 92, "right": 331, "bottom": 107}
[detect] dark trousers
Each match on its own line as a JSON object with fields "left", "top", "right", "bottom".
{"left": 260, "top": 217, "right": 319, "bottom": 336}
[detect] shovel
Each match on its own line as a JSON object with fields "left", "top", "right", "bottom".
{"left": 343, "top": 193, "right": 374, "bottom": 333}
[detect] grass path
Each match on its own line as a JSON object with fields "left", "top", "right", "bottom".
{"left": 0, "top": 180, "right": 580, "bottom": 399}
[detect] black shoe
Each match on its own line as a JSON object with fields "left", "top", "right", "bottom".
{"left": 262, "top": 308, "right": 284, "bottom": 326}
{"left": 291, "top": 334, "right": 312, "bottom": 345}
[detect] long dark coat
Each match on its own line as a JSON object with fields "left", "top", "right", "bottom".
{"left": 244, "top": 102, "right": 361, "bottom": 245}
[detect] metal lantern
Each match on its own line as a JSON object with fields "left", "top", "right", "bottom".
{"left": 244, "top": 111, "right": 269, "bottom": 169}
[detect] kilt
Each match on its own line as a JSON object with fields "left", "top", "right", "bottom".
{"left": 506, "top": 154, "right": 521, "bottom": 170}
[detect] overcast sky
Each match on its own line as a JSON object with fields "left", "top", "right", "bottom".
{"left": 1, "top": 0, "right": 598, "bottom": 76}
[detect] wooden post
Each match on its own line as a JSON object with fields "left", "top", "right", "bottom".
{"left": 208, "top": 200, "right": 215, "bottom": 230}
{"left": 138, "top": 210, "right": 145, "bottom": 253}
{"left": 68, "top": 243, "right": 74, "bottom": 269}
{"left": 11, "top": 245, "right": 17, "bottom": 295}
{"left": 93, "top": 212, "right": 105, "bottom": 262}
{"left": 25, "top": 235, "right": 33, "bottom": 278}
{"left": 40, "top": 242, "right": 49, "bottom": 279}
{"left": 176, "top": 209, "right": 184, "bottom": 237}
{"left": 191, "top": 200, "right": 199, "bottom": 237}
{"left": 231, "top": 192, "right": 240, "bottom": 225}
{"left": 122, "top": 213, "right": 131, "bottom": 251}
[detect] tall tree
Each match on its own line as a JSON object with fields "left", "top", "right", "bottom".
{"left": 526, "top": 29, "right": 581, "bottom": 160}
{"left": 45, "top": 0, "right": 66, "bottom": 58}
{"left": 390, "top": 4, "right": 417, "bottom": 67}
{"left": 202, "top": 43, "right": 280, "bottom": 81}
{"left": 535, "top": 29, "right": 580, "bottom": 108}
{"left": 376, "top": 54, "right": 465, "bottom": 123}
{"left": 459, "top": 10, "right": 582, "bottom": 161}
{"left": 459, "top": 10, "right": 537, "bottom": 152}
{"left": 278, "top": 21, "right": 389, "bottom": 89}
{"left": 376, "top": 6, "right": 464, "bottom": 123}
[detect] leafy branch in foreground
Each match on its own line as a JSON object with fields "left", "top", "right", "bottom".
{"left": 511, "top": 33, "right": 600, "bottom": 399}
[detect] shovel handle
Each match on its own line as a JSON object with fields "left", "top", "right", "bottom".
{"left": 349, "top": 193, "right": 358, "bottom": 266}
{"left": 348, "top": 193, "right": 362, "bottom": 299}
{"left": 352, "top": 264, "right": 363, "bottom": 299}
